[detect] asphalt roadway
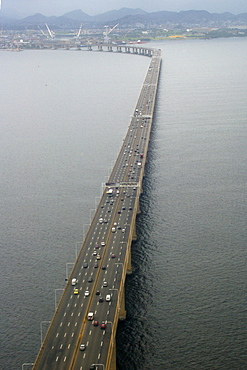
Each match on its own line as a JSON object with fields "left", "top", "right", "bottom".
{"left": 32, "top": 49, "right": 161, "bottom": 370}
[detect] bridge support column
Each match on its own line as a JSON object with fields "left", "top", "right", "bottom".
{"left": 109, "top": 337, "right": 116, "bottom": 370}
{"left": 132, "top": 219, "right": 137, "bottom": 241}
{"left": 119, "top": 287, "right": 126, "bottom": 320}
{"left": 127, "top": 244, "right": 132, "bottom": 275}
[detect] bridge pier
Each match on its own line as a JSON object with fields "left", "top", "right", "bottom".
{"left": 109, "top": 338, "right": 117, "bottom": 370}
{"left": 119, "top": 287, "right": 126, "bottom": 320}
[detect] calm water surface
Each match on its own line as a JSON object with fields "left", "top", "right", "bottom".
{"left": 1, "top": 38, "right": 247, "bottom": 369}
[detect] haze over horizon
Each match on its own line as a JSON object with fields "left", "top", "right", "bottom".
{"left": 1, "top": 0, "right": 247, "bottom": 18}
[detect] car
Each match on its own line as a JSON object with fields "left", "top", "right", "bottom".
{"left": 83, "top": 263, "right": 88, "bottom": 268}
{"left": 129, "top": 207, "right": 132, "bottom": 210}
{"left": 80, "top": 344, "right": 86, "bottom": 351}
{"left": 99, "top": 297, "right": 104, "bottom": 303}
{"left": 111, "top": 254, "right": 116, "bottom": 259}
{"left": 84, "top": 290, "right": 90, "bottom": 296}
{"left": 93, "top": 251, "right": 97, "bottom": 256}
{"left": 102, "top": 266, "right": 106, "bottom": 270}
{"left": 73, "top": 288, "right": 79, "bottom": 295}
{"left": 94, "top": 263, "right": 98, "bottom": 268}
{"left": 101, "top": 322, "right": 106, "bottom": 329}
{"left": 103, "top": 281, "right": 108, "bottom": 287}
{"left": 88, "top": 277, "right": 93, "bottom": 283}
{"left": 99, "top": 218, "right": 103, "bottom": 223}
{"left": 71, "top": 278, "right": 77, "bottom": 286}
{"left": 113, "top": 222, "right": 118, "bottom": 226}
{"left": 106, "top": 294, "right": 111, "bottom": 302}
{"left": 96, "top": 254, "right": 101, "bottom": 260}
{"left": 93, "top": 320, "right": 99, "bottom": 326}
{"left": 118, "top": 210, "right": 121, "bottom": 214}
{"left": 122, "top": 228, "right": 126, "bottom": 233}
{"left": 95, "top": 244, "right": 100, "bottom": 249}
{"left": 122, "top": 207, "right": 126, "bottom": 210}
{"left": 101, "top": 242, "right": 105, "bottom": 247}
{"left": 96, "top": 290, "right": 100, "bottom": 295}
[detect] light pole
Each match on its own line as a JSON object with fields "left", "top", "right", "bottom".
{"left": 83, "top": 223, "right": 90, "bottom": 239}
{"left": 95, "top": 196, "right": 100, "bottom": 209}
{"left": 22, "top": 363, "right": 34, "bottom": 370}
{"left": 90, "top": 208, "right": 95, "bottom": 223}
{"left": 75, "top": 241, "right": 83, "bottom": 258}
{"left": 92, "top": 364, "right": 105, "bottom": 370}
{"left": 65, "top": 262, "right": 74, "bottom": 281}
{"left": 55, "top": 288, "right": 64, "bottom": 310}
{"left": 40, "top": 321, "right": 51, "bottom": 346}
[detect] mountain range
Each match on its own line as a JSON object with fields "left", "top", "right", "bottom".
{"left": 1, "top": 8, "right": 247, "bottom": 28}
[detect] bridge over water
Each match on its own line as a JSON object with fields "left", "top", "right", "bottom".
{"left": 31, "top": 46, "right": 161, "bottom": 370}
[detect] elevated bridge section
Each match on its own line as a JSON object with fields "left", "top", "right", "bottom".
{"left": 32, "top": 48, "right": 161, "bottom": 370}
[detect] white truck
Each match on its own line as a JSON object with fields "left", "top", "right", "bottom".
{"left": 87, "top": 312, "right": 94, "bottom": 321}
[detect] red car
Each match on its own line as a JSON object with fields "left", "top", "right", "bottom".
{"left": 100, "top": 322, "right": 106, "bottom": 329}
{"left": 93, "top": 320, "right": 99, "bottom": 326}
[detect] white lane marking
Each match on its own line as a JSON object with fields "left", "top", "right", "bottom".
{"left": 64, "top": 356, "right": 67, "bottom": 362}
{"left": 60, "top": 344, "right": 63, "bottom": 349}
{"left": 60, "top": 322, "right": 63, "bottom": 327}
{"left": 68, "top": 322, "right": 70, "bottom": 326}
{"left": 71, "top": 332, "right": 74, "bottom": 337}
{"left": 56, "top": 333, "right": 59, "bottom": 338}
{"left": 89, "top": 330, "right": 92, "bottom": 335}
{"left": 56, "top": 356, "right": 59, "bottom": 362}
{"left": 75, "top": 322, "right": 77, "bottom": 326}
{"left": 64, "top": 333, "right": 67, "bottom": 337}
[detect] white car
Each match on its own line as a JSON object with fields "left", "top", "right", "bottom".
{"left": 85, "top": 290, "right": 90, "bottom": 296}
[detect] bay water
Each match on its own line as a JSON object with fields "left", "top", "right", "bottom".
{"left": 0, "top": 37, "right": 246, "bottom": 369}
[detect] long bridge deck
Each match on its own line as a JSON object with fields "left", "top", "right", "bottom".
{"left": 32, "top": 47, "right": 161, "bottom": 370}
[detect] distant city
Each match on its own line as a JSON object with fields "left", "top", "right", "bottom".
{"left": 1, "top": 8, "right": 247, "bottom": 50}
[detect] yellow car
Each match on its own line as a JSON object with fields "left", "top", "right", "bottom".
{"left": 74, "top": 288, "right": 79, "bottom": 295}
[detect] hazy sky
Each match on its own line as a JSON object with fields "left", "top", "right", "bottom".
{"left": 2, "top": 0, "right": 247, "bottom": 17}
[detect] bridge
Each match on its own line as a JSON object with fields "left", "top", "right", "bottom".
{"left": 31, "top": 47, "right": 161, "bottom": 370}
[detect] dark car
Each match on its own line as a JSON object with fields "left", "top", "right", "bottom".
{"left": 96, "top": 290, "right": 100, "bottom": 295}
{"left": 99, "top": 297, "right": 104, "bottom": 303}
{"left": 88, "top": 277, "right": 93, "bottom": 283}
{"left": 102, "top": 266, "right": 106, "bottom": 270}
{"left": 83, "top": 263, "right": 88, "bottom": 268}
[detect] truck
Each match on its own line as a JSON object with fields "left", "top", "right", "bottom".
{"left": 88, "top": 312, "right": 94, "bottom": 321}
